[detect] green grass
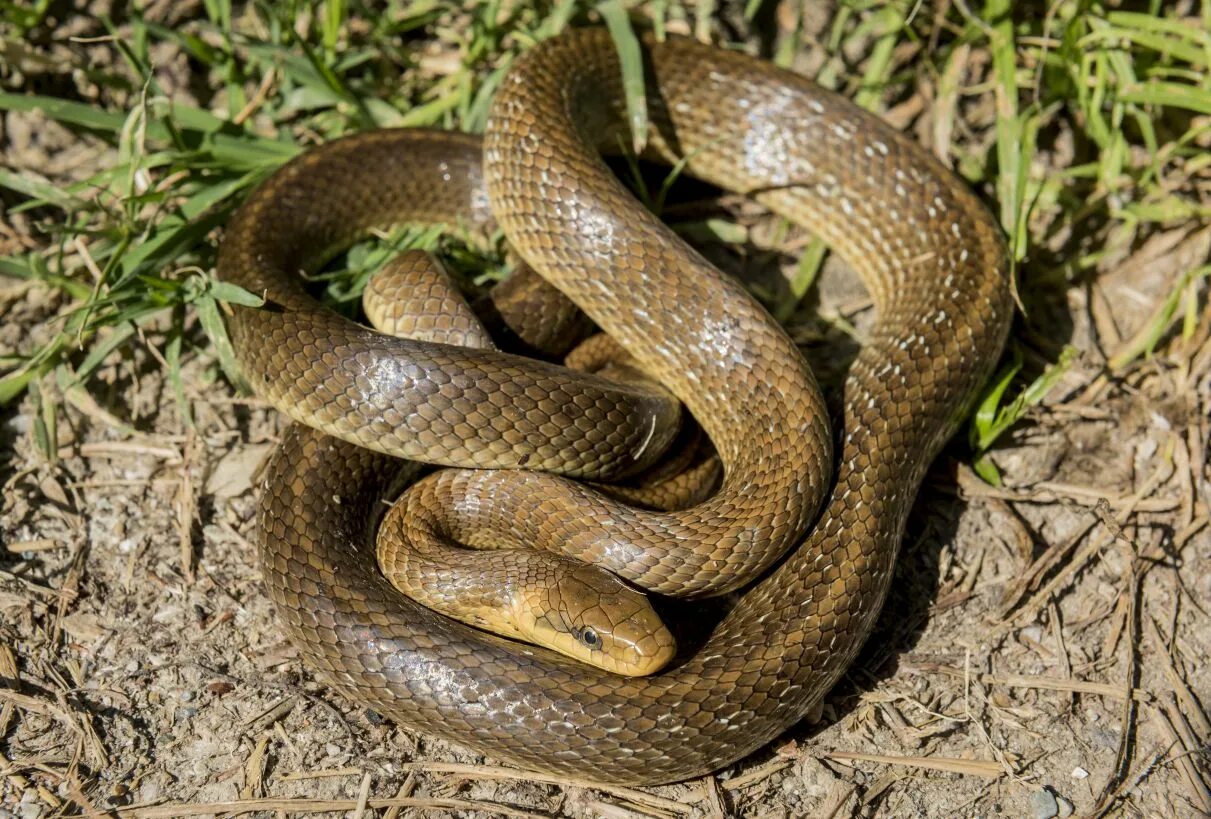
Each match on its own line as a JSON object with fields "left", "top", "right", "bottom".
{"left": 1, "top": 1, "right": 1208, "bottom": 469}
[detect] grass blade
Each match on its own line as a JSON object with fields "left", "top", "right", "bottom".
{"left": 598, "top": 0, "right": 649, "bottom": 153}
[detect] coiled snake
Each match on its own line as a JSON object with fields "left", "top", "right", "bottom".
{"left": 218, "top": 29, "right": 1011, "bottom": 784}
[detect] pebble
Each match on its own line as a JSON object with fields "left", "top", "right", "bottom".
{"left": 16, "top": 802, "right": 42, "bottom": 819}
{"left": 1056, "top": 795, "right": 1075, "bottom": 817}
{"left": 1019, "top": 625, "right": 1044, "bottom": 644}
{"left": 1030, "top": 787, "right": 1059, "bottom": 819}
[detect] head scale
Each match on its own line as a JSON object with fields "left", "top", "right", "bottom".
{"left": 512, "top": 561, "right": 675, "bottom": 676}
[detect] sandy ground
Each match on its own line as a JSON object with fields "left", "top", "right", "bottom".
{"left": 2, "top": 5, "right": 1210, "bottom": 819}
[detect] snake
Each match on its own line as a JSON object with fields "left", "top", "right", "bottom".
{"left": 217, "top": 29, "right": 1012, "bottom": 784}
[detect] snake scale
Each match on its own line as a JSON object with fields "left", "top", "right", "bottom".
{"left": 218, "top": 29, "right": 1012, "bottom": 784}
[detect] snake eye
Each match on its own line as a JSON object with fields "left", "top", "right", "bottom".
{"left": 579, "top": 628, "right": 600, "bottom": 649}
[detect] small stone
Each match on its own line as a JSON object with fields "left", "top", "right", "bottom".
{"left": 1030, "top": 787, "right": 1059, "bottom": 819}
{"left": 1019, "top": 625, "right": 1043, "bottom": 644}
{"left": 1071, "top": 766, "right": 1089, "bottom": 779}
{"left": 1056, "top": 795, "right": 1074, "bottom": 817}
{"left": 16, "top": 802, "right": 42, "bottom": 819}
{"left": 179, "top": 689, "right": 195, "bottom": 703}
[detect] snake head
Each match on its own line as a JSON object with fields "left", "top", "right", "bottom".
{"left": 514, "top": 561, "right": 676, "bottom": 677}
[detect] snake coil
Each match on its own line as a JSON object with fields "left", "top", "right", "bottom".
{"left": 219, "top": 29, "right": 1011, "bottom": 784}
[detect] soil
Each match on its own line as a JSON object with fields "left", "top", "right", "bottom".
{"left": 1, "top": 4, "right": 1209, "bottom": 819}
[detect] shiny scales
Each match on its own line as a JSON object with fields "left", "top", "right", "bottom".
{"left": 218, "top": 29, "right": 1012, "bottom": 785}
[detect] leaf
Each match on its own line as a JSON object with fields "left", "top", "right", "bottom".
{"left": 598, "top": 0, "right": 649, "bottom": 153}
{"left": 970, "top": 347, "right": 1022, "bottom": 451}
{"left": 0, "top": 169, "right": 85, "bottom": 210}
{"left": 194, "top": 293, "right": 248, "bottom": 392}
{"left": 208, "top": 279, "right": 266, "bottom": 307}
{"left": 970, "top": 345, "right": 1079, "bottom": 467}
{"left": 972, "top": 455, "right": 1003, "bottom": 487}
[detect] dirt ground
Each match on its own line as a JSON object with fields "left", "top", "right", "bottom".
{"left": 2, "top": 5, "right": 1210, "bottom": 819}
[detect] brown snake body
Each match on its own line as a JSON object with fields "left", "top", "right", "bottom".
{"left": 219, "top": 29, "right": 1012, "bottom": 783}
